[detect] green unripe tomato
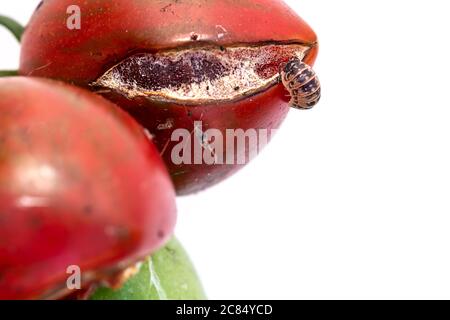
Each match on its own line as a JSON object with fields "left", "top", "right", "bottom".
{"left": 90, "top": 238, "right": 205, "bottom": 300}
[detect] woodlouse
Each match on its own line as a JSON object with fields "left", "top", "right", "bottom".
{"left": 281, "top": 58, "right": 321, "bottom": 110}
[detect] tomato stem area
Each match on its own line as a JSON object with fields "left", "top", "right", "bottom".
{"left": 0, "top": 15, "right": 24, "bottom": 42}
{"left": 0, "top": 70, "right": 18, "bottom": 77}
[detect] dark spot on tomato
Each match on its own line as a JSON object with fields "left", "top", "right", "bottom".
{"left": 83, "top": 204, "right": 93, "bottom": 215}
{"left": 157, "top": 230, "right": 165, "bottom": 239}
{"left": 28, "top": 216, "right": 43, "bottom": 229}
{"left": 160, "top": 3, "right": 174, "bottom": 14}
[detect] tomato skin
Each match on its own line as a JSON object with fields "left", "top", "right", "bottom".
{"left": 101, "top": 84, "right": 291, "bottom": 194}
{"left": 0, "top": 77, "right": 176, "bottom": 300}
{"left": 20, "top": 0, "right": 318, "bottom": 83}
{"left": 19, "top": 0, "right": 318, "bottom": 195}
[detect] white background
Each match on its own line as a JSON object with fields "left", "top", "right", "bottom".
{"left": 2, "top": 1, "right": 450, "bottom": 299}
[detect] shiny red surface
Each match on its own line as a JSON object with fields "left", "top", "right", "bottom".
{"left": 0, "top": 78, "right": 176, "bottom": 299}
{"left": 19, "top": 0, "right": 318, "bottom": 194}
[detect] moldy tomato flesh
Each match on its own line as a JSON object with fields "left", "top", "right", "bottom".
{"left": 0, "top": 77, "right": 176, "bottom": 299}
{"left": 20, "top": 0, "right": 319, "bottom": 195}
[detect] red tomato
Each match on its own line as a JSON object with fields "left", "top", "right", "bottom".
{"left": 0, "top": 77, "right": 176, "bottom": 299}
{"left": 20, "top": 0, "right": 319, "bottom": 195}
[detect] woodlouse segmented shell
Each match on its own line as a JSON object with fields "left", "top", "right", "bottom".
{"left": 281, "top": 58, "right": 321, "bottom": 109}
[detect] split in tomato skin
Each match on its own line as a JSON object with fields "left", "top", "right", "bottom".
{"left": 20, "top": 0, "right": 319, "bottom": 195}
{"left": 0, "top": 77, "right": 177, "bottom": 300}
